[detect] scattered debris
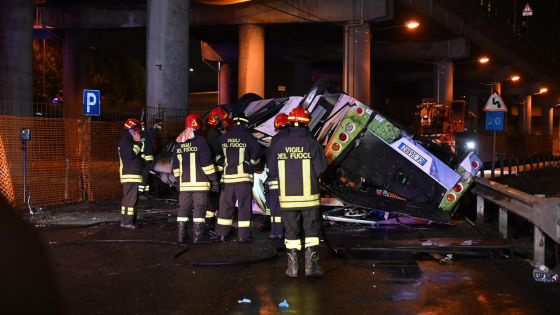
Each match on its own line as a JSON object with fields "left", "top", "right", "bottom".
{"left": 278, "top": 299, "right": 290, "bottom": 308}
{"left": 237, "top": 298, "right": 252, "bottom": 304}
{"left": 532, "top": 265, "right": 559, "bottom": 283}
{"left": 429, "top": 253, "right": 453, "bottom": 264}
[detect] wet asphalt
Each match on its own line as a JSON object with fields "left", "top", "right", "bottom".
{"left": 32, "top": 203, "right": 560, "bottom": 315}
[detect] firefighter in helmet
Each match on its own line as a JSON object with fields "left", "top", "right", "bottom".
{"left": 172, "top": 114, "right": 219, "bottom": 243}
{"left": 205, "top": 106, "right": 231, "bottom": 226}
{"left": 138, "top": 119, "right": 163, "bottom": 197}
{"left": 265, "top": 113, "right": 290, "bottom": 239}
{"left": 268, "top": 107, "right": 328, "bottom": 277}
{"left": 214, "top": 113, "right": 262, "bottom": 242}
{"left": 118, "top": 118, "right": 144, "bottom": 229}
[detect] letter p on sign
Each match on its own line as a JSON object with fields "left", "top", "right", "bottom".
{"left": 83, "top": 89, "right": 101, "bottom": 116}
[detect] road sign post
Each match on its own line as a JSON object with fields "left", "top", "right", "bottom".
{"left": 484, "top": 92, "right": 508, "bottom": 177}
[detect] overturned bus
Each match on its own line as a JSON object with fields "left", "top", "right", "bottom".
{"left": 244, "top": 92, "right": 482, "bottom": 223}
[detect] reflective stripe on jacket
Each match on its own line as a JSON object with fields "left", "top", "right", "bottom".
{"left": 172, "top": 133, "right": 217, "bottom": 191}
{"left": 118, "top": 130, "right": 143, "bottom": 183}
{"left": 268, "top": 126, "right": 327, "bottom": 210}
{"left": 218, "top": 125, "right": 262, "bottom": 184}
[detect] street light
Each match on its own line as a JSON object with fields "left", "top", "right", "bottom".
{"left": 404, "top": 20, "right": 420, "bottom": 30}
{"left": 372, "top": 20, "right": 421, "bottom": 32}
{"left": 478, "top": 56, "right": 490, "bottom": 64}
{"left": 510, "top": 74, "right": 521, "bottom": 82}
{"left": 538, "top": 87, "right": 548, "bottom": 94}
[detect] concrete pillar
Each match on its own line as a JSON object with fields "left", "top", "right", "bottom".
{"left": 523, "top": 95, "right": 532, "bottom": 134}
{"left": 63, "top": 29, "right": 88, "bottom": 118}
{"left": 0, "top": 0, "right": 33, "bottom": 116}
{"left": 292, "top": 58, "right": 312, "bottom": 96}
{"left": 146, "top": 0, "right": 190, "bottom": 113}
{"left": 542, "top": 106, "right": 553, "bottom": 136}
{"left": 218, "top": 63, "right": 232, "bottom": 105}
{"left": 343, "top": 24, "right": 371, "bottom": 105}
{"left": 493, "top": 81, "right": 502, "bottom": 95}
{"left": 238, "top": 24, "right": 264, "bottom": 98}
{"left": 434, "top": 60, "right": 453, "bottom": 105}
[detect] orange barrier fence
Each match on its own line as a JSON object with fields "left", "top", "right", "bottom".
{"left": 0, "top": 116, "right": 122, "bottom": 210}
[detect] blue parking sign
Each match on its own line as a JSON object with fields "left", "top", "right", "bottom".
{"left": 485, "top": 111, "right": 504, "bottom": 131}
{"left": 83, "top": 89, "right": 101, "bottom": 116}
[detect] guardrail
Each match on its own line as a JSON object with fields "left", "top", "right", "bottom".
{"left": 482, "top": 155, "right": 560, "bottom": 178}
{"left": 472, "top": 177, "right": 560, "bottom": 266}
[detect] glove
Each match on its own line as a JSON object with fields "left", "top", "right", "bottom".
{"left": 210, "top": 180, "right": 219, "bottom": 193}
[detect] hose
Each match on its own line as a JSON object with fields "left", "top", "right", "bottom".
{"left": 173, "top": 246, "right": 278, "bottom": 267}
{"left": 49, "top": 239, "right": 185, "bottom": 248}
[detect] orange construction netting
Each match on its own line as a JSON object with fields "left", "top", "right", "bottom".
{"left": 0, "top": 116, "right": 123, "bottom": 210}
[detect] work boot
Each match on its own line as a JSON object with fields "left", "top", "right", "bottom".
{"left": 285, "top": 249, "right": 299, "bottom": 278}
{"left": 178, "top": 222, "right": 189, "bottom": 243}
{"left": 304, "top": 246, "right": 324, "bottom": 277}
{"left": 205, "top": 216, "right": 216, "bottom": 231}
{"left": 192, "top": 222, "right": 212, "bottom": 244}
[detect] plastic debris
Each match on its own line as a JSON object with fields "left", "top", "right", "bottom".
{"left": 278, "top": 300, "right": 290, "bottom": 308}
{"left": 532, "top": 265, "right": 559, "bottom": 283}
{"left": 237, "top": 298, "right": 252, "bottom": 304}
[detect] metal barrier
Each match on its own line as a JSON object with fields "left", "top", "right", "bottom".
{"left": 472, "top": 177, "right": 560, "bottom": 266}
{"left": 482, "top": 155, "right": 560, "bottom": 178}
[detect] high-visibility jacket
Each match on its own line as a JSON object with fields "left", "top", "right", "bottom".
{"left": 265, "top": 128, "right": 289, "bottom": 191}
{"left": 268, "top": 126, "right": 328, "bottom": 210}
{"left": 172, "top": 133, "right": 217, "bottom": 191}
{"left": 140, "top": 125, "right": 161, "bottom": 162}
{"left": 118, "top": 130, "right": 143, "bottom": 183}
{"left": 218, "top": 124, "right": 262, "bottom": 184}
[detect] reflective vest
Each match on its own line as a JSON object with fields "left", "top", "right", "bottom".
{"left": 265, "top": 128, "right": 289, "bottom": 191}
{"left": 172, "top": 134, "right": 217, "bottom": 191}
{"left": 118, "top": 130, "right": 143, "bottom": 183}
{"left": 140, "top": 126, "right": 161, "bottom": 162}
{"left": 268, "top": 126, "right": 328, "bottom": 210}
{"left": 218, "top": 125, "right": 262, "bottom": 184}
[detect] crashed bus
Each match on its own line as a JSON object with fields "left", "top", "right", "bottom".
{"left": 244, "top": 91, "right": 482, "bottom": 224}
{"left": 154, "top": 90, "right": 482, "bottom": 224}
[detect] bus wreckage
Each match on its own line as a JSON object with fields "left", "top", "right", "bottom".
{"left": 155, "top": 90, "right": 482, "bottom": 225}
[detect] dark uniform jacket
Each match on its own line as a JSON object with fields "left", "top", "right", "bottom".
{"left": 172, "top": 132, "right": 217, "bottom": 191}
{"left": 218, "top": 124, "right": 262, "bottom": 184}
{"left": 207, "top": 127, "right": 224, "bottom": 172}
{"left": 265, "top": 128, "right": 289, "bottom": 191}
{"left": 118, "top": 130, "right": 143, "bottom": 183}
{"left": 268, "top": 126, "right": 328, "bottom": 210}
{"left": 140, "top": 126, "right": 161, "bottom": 161}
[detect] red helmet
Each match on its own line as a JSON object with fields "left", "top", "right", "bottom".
{"left": 274, "top": 113, "right": 290, "bottom": 130}
{"left": 207, "top": 107, "right": 229, "bottom": 126}
{"left": 124, "top": 118, "right": 141, "bottom": 130}
{"left": 185, "top": 113, "right": 201, "bottom": 130}
{"left": 288, "top": 107, "right": 311, "bottom": 124}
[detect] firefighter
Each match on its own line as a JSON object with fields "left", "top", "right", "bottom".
{"left": 172, "top": 114, "right": 219, "bottom": 243}
{"left": 268, "top": 107, "right": 328, "bottom": 277}
{"left": 215, "top": 113, "right": 262, "bottom": 242}
{"left": 265, "top": 113, "right": 290, "bottom": 239}
{"left": 118, "top": 118, "right": 144, "bottom": 229}
{"left": 205, "top": 106, "right": 231, "bottom": 226}
{"left": 138, "top": 120, "right": 163, "bottom": 197}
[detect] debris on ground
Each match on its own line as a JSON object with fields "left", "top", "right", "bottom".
{"left": 429, "top": 253, "right": 453, "bottom": 264}
{"left": 237, "top": 298, "right": 252, "bottom": 304}
{"left": 532, "top": 265, "right": 560, "bottom": 283}
{"left": 278, "top": 299, "right": 290, "bottom": 309}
